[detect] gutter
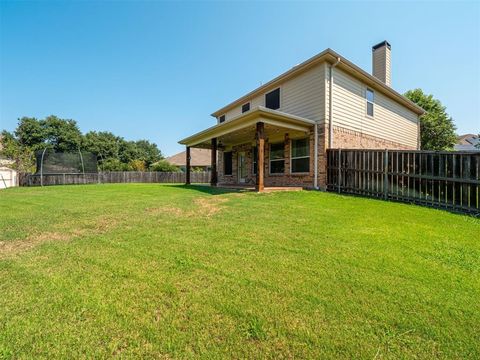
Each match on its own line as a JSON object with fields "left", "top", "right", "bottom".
{"left": 329, "top": 57, "right": 341, "bottom": 148}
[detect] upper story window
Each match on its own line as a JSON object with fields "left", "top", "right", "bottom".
{"left": 265, "top": 88, "right": 280, "bottom": 110}
{"left": 242, "top": 103, "right": 250, "bottom": 113}
{"left": 219, "top": 115, "right": 226, "bottom": 123}
{"left": 291, "top": 138, "right": 310, "bottom": 173}
{"left": 366, "top": 88, "right": 374, "bottom": 117}
{"left": 270, "top": 142, "right": 285, "bottom": 174}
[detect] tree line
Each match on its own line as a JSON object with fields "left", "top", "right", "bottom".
{"left": 0, "top": 116, "right": 179, "bottom": 173}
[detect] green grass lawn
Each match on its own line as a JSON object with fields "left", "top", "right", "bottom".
{"left": 1, "top": 184, "right": 479, "bottom": 359}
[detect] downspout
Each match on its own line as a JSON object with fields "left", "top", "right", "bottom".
{"left": 314, "top": 122, "right": 318, "bottom": 189}
{"left": 329, "top": 57, "right": 341, "bottom": 149}
{"left": 417, "top": 115, "right": 421, "bottom": 150}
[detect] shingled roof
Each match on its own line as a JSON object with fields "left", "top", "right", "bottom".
{"left": 455, "top": 134, "right": 479, "bottom": 151}
{"left": 166, "top": 148, "right": 211, "bottom": 167}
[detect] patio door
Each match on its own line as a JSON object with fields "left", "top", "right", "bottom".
{"left": 238, "top": 152, "right": 247, "bottom": 183}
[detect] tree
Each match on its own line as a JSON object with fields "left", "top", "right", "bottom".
{"left": 134, "top": 140, "right": 163, "bottom": 166}
{"left": 15, "top": 117, "right": 46, "bottom": 150}
{"left": 42, "top": 115, "right": 82, "bottom": 152}
{"left": 14, "top": 116, "right": 82, "bottom": 152}
{"left": 404, "top": 89, "right": 457, "bottom": 150}
{"left": 3, "top": 115, "right": 166, "bottom": 172}
{"left": 118, "top": 140, "right": 139, "bottom": 164}
{"left": 82, "top": 131, "right": 122, "bottom": 162}
{"left": 0, "top": 130, "right": 35, "bottom": 172}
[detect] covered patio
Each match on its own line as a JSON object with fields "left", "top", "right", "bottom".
{"left": 179, "top": 107, "right": 318, "bottom": 192}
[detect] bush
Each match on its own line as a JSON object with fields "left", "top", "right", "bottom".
{"left": 128, "top": 159, "right": 146, "bottom": 171}
{"left": 149, "top": 160, "right": 180, "bottom": 172}
{"left": 100, "top": 158, "right": 131, "bottom": 171}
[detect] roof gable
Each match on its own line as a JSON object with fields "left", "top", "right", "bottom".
{"left": 211, "top": 49, "right": 424, "bottom": 118}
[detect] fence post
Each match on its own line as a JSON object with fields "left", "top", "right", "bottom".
{"left": 384, "top": 149, "right": 388, "bottom": 199}
{"left": 337, "top": 149, "right": 342, "bottom": 193}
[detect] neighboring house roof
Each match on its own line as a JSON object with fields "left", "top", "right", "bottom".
{"left": 167, "top": 148, "right": 211, "bottom": 166}
{"left": 454, "top": 134, "right": 480, "bottom": 152}
{"left": 211, "top": 48, "right": 425, "bottom": 118}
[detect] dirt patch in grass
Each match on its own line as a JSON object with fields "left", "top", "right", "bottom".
{"left": 2, "top": 193, "right": 242, "bottom": 259}
{"left": 193, "top": 196, "right": 228, "bottom": 217}
{"left": 0, "top": 232, "right": 70, "bottom": 258}
{"left": 146, "top": 195, "right": 234, "bottom": 218}
{"left": 0, "top": 216, "right": 120, "bottom": 259}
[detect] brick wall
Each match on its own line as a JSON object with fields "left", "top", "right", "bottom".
{"left": 217, "top": 124, "right": 415, "bottom": 189}
{"left": 217, "top": 132, "right": 315, "bottom": 188}
{"left": 313, "top": 125, "right": 417, "bottom": 189}
{"left": 331, "top": 126, "right": 416, "bottom": 150}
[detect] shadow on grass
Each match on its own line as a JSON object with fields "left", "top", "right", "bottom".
{"left": 162, "top": 184, "right": 244, "bottom": 196}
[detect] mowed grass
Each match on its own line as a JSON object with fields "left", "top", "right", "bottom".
{"left": 0, "top": 184, "right": 479, "bottom": 359}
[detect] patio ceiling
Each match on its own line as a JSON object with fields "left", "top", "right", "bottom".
{"left": 179, "top": 106, "right": 315, "bottom": 149}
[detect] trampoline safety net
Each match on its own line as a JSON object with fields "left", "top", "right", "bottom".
{"left": 35, "top": 150, "right": 98, "bottom": 174}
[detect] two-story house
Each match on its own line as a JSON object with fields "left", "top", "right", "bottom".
{"left": 179, "top": 41, "right": 424, "bottom": 191}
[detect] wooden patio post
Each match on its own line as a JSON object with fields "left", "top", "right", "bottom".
{"left": 185, "top": 146, "right": 191, "bottom": 185}
{"left": 256, "top": 122, "right": 265, "bottom": 192}
{"left": 210, "top": 138, "right": 218, "bottom": 186}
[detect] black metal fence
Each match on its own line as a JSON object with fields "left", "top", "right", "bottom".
{"left": 327, "top": 149, "right": 480, "bottom": 214}
{"left": 21, "top": 171, "right": 211, "bottom": 187}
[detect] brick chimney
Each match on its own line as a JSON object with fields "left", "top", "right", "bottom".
{"left": 372, "top": 41, "right": 391, "bottom": 86}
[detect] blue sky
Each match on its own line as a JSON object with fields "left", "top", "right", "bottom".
{"left": 1, "top": 1, "right": 479, "bottom": 156}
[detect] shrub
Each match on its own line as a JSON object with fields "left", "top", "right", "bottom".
{"left": 149, "top": 160, "right": 180, "bottom": 172}
{"left": 128, "top": 159, "right": 146, "bottom": 171}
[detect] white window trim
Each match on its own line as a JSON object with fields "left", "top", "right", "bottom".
{"left": 269, "top": 142, "right": 285, "bottom": 175}
{"left": 219, "top": 114, "right": 226, "bottom": 124}
{"left": 366, "top": 88, "right": 374, "bottom": 118}
{"left": 242, "top": 102, "right": 251, "bottom": 114}
{"left": 290, "top": 138, "right": 310, "bottom": 174}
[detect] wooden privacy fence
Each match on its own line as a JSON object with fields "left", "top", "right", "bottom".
{"left": 21, "top": 171, "right": 211, "bottom": 186}
{"left": 327, "top": 149, "right": 480, "bottom": 214}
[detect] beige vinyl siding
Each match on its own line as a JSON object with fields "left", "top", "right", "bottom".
{"left": 220, "top": 63, "right": 326, "bottom": 124}
{"left": 280, "top": 63, "right": 325, "bottom": 121}
{"left": 223, "top": 96, "right": 263, "bottom": 121}
{"left": 327, "top": 67, "right": 418, "bottom": 148}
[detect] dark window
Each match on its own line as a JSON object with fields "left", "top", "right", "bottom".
{"left": 291, "top": 138, "right": 310, "bottom": 173}
{"left": 224, "top": 151, "right": 232, "bottom": 175}
{"left": 265, "top": 88, "right": 280, "bottom": 110}
{"left": 219, "top": 115, "right": 226, "bottom": 123}
{"left": 252, "top": 146, "right": 258, "bottom": 174}
{"left": 366, "top": 89, "right": 374, "bottom": 117}
{"left": 242, "top": 103, "right": 250, "bottom": 113}
{"left": 270, "top": 142, "right": 285, "bottom": 174}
